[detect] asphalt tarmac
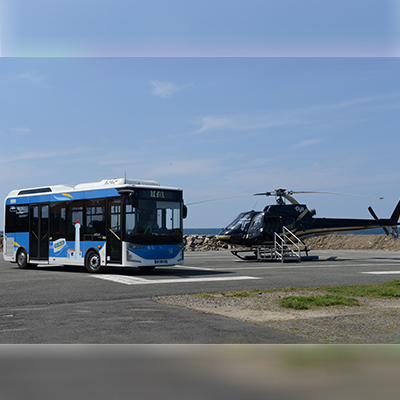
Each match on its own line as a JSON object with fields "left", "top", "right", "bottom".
{"left": 1, "top": 249, "right": 400, "bottom": 344}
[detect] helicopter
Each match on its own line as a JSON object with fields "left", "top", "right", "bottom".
{"left": 215, "top": 189, "right": 400, "bottom": 249}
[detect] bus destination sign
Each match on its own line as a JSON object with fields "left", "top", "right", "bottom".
{"left": 150, "top": 190, "right": 165, "bottom": 199}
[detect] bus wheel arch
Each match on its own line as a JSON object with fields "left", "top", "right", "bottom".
{"left": 85, "top": 249, "right": 105, "bottom": 273}
{"left": 16, "top": 247, "right": 32, "bottom": 269}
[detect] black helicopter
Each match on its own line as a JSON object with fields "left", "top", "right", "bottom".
{"left": 216, "top": 189, "right": 400, "bottom": 247}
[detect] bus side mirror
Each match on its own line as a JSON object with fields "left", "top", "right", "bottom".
{"left": 183, "top": 205, "right": 188, "bottom": 219}
{"left": 129, "top": 193, "right": 139, "bottom": 208}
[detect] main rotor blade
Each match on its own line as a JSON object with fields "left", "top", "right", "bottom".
{"left": 283, "top": 194, "right": 299, "bottom": 205}
{"left": 186, "top": 194, "right": 253, "bottom": 206}
{"left": 290, "top": 191, "right": 383, "bottom": 200}
{"left": 253, "top": 192, "right": 274, "bottom": 196}
{"left": 188, "top": 189, "right": 383, "bottom": 206}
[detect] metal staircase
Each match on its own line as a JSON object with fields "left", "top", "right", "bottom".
{"left": 231, "top": 226, "right": 318, "bottom": 262}
{"left": 256, "top": 226, "right": 301, "bottom": 262}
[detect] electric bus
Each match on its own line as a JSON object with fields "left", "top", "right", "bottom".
{"left": 3, "top": 178, "right": 187, "bottom": 273}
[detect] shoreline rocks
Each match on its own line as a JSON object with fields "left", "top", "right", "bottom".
{"left": 184, "top": 234, "right": 400, "bottom": 252}
{"left": 183, "top": 234, "right": 246, "bottom": 251}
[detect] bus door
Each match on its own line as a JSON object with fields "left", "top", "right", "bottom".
{"left": 29, "top": 204, "right": 49, "bottom": 261}
{"left": 107, "top": 199, "right": 122, "bottom": 263}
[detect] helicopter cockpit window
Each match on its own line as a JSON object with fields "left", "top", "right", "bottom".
{"left": 249, "top": 213, "right": 263, "bottom": 231}
{"left": 227, "top": 212, "right": 253, "bottom": 232}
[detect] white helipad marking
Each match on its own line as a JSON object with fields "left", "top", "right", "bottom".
{"left": 361, "top": 271, "right": 400, "bottom": 275}
{"left": 93, "top": 275, "right": 260, "bottom": 285}
{"left": 215, "top": 263, "right": 400, "bottom": 271}
{"left": 172, "top": 265, "right": 214, "bottom": 271}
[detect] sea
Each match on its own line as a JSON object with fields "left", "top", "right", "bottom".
{"left": 183, "top": 228, "right": 222, "bottom": 236}
{"left": 0, "top": 228, "right": 389, "bottom": 236}
{"left": 184, "top": 228, "right": 387, "bottom": 236}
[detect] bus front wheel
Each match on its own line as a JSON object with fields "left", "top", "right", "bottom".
{"left": 17, "top": 248, "right": 32, "bottom": 269}
{"left": 85, "top": 251, "right": 104, "bottom": 273}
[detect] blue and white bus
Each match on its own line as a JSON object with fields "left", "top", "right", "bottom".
{"left": 3, "top": 178, "right": 187, "bottom": 273}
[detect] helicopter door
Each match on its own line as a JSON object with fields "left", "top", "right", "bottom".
{"left": 263, "top": 216, "right": 282, "bottom": 239}
{"left": 247, "top": 213, "right": 264, "bottom": 240}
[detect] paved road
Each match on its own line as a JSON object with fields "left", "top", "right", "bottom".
{"left": 1, "top": 249, "right": 400, "bottom": 343}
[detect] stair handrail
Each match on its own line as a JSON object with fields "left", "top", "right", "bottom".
{"left": 274, "top": 226, "right": 302, "bottom": 261}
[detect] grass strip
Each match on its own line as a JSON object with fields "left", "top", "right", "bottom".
{"left": 280, "top": 294, "right": 360, "bottom": 310}
{"left": 324, "top": 279, "right": 400, "bottom": 298}
{"left": 193, "top": 280, "right": 400, "bottom": 311}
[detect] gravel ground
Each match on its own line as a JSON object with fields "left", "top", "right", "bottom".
{"left": 168, "top": 234, "right": 400, "bottom": 344}
{"left": 154, "top": 290, "right": 400, "bottom": 344}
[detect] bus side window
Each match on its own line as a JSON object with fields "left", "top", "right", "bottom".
{"left": 67, "top": 201, "right": 83, "bottom": 241}
{"left": 50, "top": 203, "right": 67, "bottom": 239}
{"left": 5, "top": 206, "right": 18, "bottom": 232}
{"left": 85, "top": 200, "right": 106, "bottom": 239}
{"left": 5, "top": 205, "right": 29, "bottom": 233}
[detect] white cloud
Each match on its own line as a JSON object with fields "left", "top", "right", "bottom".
{"left": 334, "top": 93, "right": 400, "bottom": 109}
{"left": 11, "top": 127, "right": 31, "bottom": 134}
{"left": 193, "top": 115, "right": 232, "bottom": 133}
{"left": 17, "top": 72, "right": 44, "bottom": 84}
{"left": 0, "top": 147, "right": 91, "bottom": 164}
{"left": 192, "top": 92, "right": 400, "bottom": 135}
{"left": 97, "top": 155, "right": 224, "bottom": 179}
{"left": 150, "top": 80, "right": 191, "bottom": 98}
{"left": 147, "top": 159, "right": 222, "bottom": 177}
{"left": 192, "top": 114, "right": 301, "bottom": 134}
{"left": 295, "top": 139, "right": 321, "bottom": 148}
{"left": 295, "top": 93, "right": 400, "bottom": 116}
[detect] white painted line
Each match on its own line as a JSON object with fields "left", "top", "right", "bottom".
{"left": 171, "top": 265, "right": 214, "bottom": 271}
{"left": 93, "top": 275, "right": 260, "bottom": 285}
{"left": 214, "top": 263, "right": 400, "bottom": 271}
{"left": 361, "top": 271, "right": 400, "bottom": 275}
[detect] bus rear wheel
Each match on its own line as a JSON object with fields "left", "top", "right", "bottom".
{"left": 85, "top": 251, "right": 104, "bottom": 273}
{"left": 17, "top": 248, "right": 32, "bottom": 269}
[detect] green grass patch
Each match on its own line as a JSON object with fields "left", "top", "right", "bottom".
{"left": 280, "top": 294, "right": 360, "bottom": 310}
{"left": 325, "top": 279, "right": 400, "bottom": 298}
{"left": 220, "top": 289, "right": 263, "bottom": 298}
{"left": 191, "top": 280, "right": 400, "bottom": 309}
{"left": 197, "top": 293, "right": 214, "bottom": 298}
{"left": 221, "top": 291, "right": 250, "bottom": 297}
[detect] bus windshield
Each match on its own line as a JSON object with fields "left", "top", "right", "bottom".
{"left": 125, "top": 199, "right": 183, "bottom": 244}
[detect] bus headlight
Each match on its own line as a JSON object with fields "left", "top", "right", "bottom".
{"left": 127, "top": 250, "right": 141, "bottom": 262}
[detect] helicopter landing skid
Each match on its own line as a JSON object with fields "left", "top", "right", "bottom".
{"left": 231, "top": 248, "right": 319, "bottom": 262}
{"left": 231, "top": 250, "right": 258, "bottom": 261}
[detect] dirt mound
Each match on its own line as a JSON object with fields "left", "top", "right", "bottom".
{"left": 183, "top": 234, "right": 400, "bottom": 252}
{"left": 303, "top": 234, "right": 400, "bottom": 251}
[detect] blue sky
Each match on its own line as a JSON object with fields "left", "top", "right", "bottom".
{"left": 1, "top": 0, "right": 399, "bottom": 57}
{"left": 1, "top": 1, "right": 400, "bottom": 229}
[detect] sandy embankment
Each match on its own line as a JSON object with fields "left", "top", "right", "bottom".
{"left": 183, "top": 233, "right": 400, "bottom": 252}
